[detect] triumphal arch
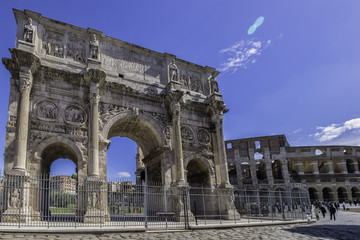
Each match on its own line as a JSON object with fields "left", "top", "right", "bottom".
{"left": 2, "top": 9, "right": 237, "bottom": 223}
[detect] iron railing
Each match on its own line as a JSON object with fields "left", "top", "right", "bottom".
{"left": 0, "top": 174, "right": 311, "bottom": 229}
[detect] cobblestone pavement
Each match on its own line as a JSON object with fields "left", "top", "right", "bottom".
{"left": 0, "top": 210, "right": 358, "bottom": 239}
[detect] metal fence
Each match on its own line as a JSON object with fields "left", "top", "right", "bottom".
{"left": 0, "top": 174, "right": 311, "bottom": 229}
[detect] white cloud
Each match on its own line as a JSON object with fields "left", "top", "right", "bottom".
{"left": 292, "top": 128, "right": 302, "bottom": 134}
{"left": 314, "top": 118, "right": 360, "bottom": 142}
{"left": 219, "top": 39, "right": 271, "bottom": 73}
{"left": 116, "top": 172, "right": 131, "bottom": 178}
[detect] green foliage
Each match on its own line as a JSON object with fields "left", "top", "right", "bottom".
{"left": 50, "top": 190, "right": 76, "bottom": 208}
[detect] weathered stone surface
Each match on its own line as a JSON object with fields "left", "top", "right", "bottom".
{"left": 2, "top": 9, "right": 234, "bottom": 222}
{"left": 225, "top": 135, "right": 360, "bottom": 202}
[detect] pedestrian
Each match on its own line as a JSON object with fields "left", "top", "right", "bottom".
{"left": 329, "top": 204, "right": 336, "bottom": 220}
{"left": 342, "top": 202, "right": 346, "bottom": 211}
{"left": 315, "top": 207, "right": 320, "bottom": 220}
{"left": 320, "top": 205, "right": 326, "bottom": 218}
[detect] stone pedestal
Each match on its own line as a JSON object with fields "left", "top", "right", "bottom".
{"left": 17, "top": 40, "right": 35, "bottom": 53}
{"left": 169, "top": 185, "right": 195, "bottom": 222}
{"left": 83, "top": 177, "right": 109, "bottom": 223}
{"left": 2, "top": 171, "right": 40, "bottom": 223}
{"left": 218, "top": 188, "right": 241, "bottom": 220}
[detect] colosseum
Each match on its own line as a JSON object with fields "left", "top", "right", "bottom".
{"left": 225, "top": 135, "right": 360, "bottom": 203}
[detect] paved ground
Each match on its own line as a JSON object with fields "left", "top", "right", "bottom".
{"left": 0, "top": 209, "right": 358, "bottom": 239}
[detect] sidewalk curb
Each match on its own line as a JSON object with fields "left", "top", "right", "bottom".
{"left": 0, "top": 220, "right": 315, "bottom": 234}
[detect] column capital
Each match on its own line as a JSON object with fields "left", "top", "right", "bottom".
{"left": 84, "top": 68, "right": 106, "bottom": 86}
{"left": 171, "top": 101, "right": 181, "bottom": 120}
{"left": 211, "top": 112, "right": 224, "bottom": 126}
{"left": 90, "top": 92, "right": 100, "bottom": 105}
{"left": 3, "top": 49, "right": 40, "bottom": 80}
{"left": 19, "top": 67, "right": 33, "bottom": 94}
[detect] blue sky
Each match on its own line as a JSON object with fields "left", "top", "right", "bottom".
{"left": 1, "top": 1, "right": 360, "bottom": 177}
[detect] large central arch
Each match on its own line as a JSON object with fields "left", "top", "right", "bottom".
{"left": 102, "top": 111, "right": 167, "bottom": 184}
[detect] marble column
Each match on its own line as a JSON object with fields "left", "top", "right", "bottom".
{"left": 266, "top": 161, "right": 274, "bottom": 185}
{"left": 89, "top": 85, "right": 100, "bottom": 177}
{"left": 281, "top": 159, "right": 290, "bottom": 184}
{"left": 234, "top": 150, "right": 243, "bottom": 187}
{"left": 172, "top": 102, "right": 185, "bottom": 184}
{"left": 213, "top": 114, "right": 230, "bottom": 186}
{"left": 312, "top": 160, "right": 319, "bottom": 174}
{"left": 13, "top": 66, "right": 33, "bottom": 171}
{"left": 295, "top": 159, "right": 304, "bottom": 175}
{"left": 341, "top": 159, "right": 349, "bottom": 174}
{"left": 353, "top": 160, "right": 360, "bottom": 174}
{"left": 327, "top": 159, "right": 334, "bottom": 173}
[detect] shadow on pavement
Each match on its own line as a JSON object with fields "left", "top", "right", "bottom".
{"left": 284, "top": 224, "right": 360, "bottom": 240}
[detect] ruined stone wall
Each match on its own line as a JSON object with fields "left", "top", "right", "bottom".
{"left": 226, "top": 135, "right": 360, "bottom": 202}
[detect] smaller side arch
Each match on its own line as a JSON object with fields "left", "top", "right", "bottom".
{"left": 183, "top": 154, "right": 214, "bottom": 176}
{"left": 35, "top": 136, "right": 84, "bottom": 164}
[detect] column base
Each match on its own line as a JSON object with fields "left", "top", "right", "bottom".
{"left": 83, "top": 177, "right": 109, "bottom": 223}
{"left": 222, "top": 210, "right": 241, "bottom": 220}
{"left": 2, "top": 207, "right": 41, "bottom": 223}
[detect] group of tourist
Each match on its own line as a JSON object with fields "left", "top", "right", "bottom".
{"left": 312, "top": 201, "right": 349, "bottom": 221}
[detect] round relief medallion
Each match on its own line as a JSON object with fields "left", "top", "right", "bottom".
{"left": 63, "top": 105, "right": 87, "bottom": 125}
{"left": 181, "top": 126, "right": 194, "bottom": 142}
{"left": 34, "top": 100, "right": 59, "bottom": 121}
{"left": 197, "top": 129, "right": 211, "bottom": 144}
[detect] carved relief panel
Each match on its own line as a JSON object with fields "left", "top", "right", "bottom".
{"left": 88, "top": 192, "right": 100, "bottom": 209}
{"left": 197, "top": 129, "right": 211, "bottom": 145}
{"left": 42, "top": 30, "right": 64, "bottom": 58}
{"left": 67, "top": 33, "right": 86, "bottom": 63}
{"left": 181, "top": 126, "right": 194, "bottom": 142}
{"left": 34, "top": 100, "right": 59, "bottom": 121}
{"left": 64, "top": 105, "right": 87, "bottom": 125}
{"left": 179, "top": 70, "right": 204, "bottom": 93}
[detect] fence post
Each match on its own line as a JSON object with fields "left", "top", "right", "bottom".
{"left": 217, "top": 188, "right": 222, "bottom": 225}
{"left": 143, "top": 183, "right": 148, "bottom": 230}
{"left": 164, "top": 185, "right": 168, "bottom": 230}
{"left": 202, "top": 185, "right": 206, "bottom": 225}
{"left": 182, "top": 186, "right": 189, "bottom": 229}
{"left": 244, "top": 190, "right": 249, "bottom": 223}
{"left": 279, "top": 190, "right": 285, "bottom": 220}
{"left": 19, "top": 175, "right": 21, "bottom": 228}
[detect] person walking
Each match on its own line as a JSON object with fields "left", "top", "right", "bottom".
{"left": 329, "top": 204, "right": 336, "bottom": 220}
{"left": 315, "top": 207, "right": 320, "bottom": 220}
{"left": 320, "top": 205, "right": 327, "bottom": 218}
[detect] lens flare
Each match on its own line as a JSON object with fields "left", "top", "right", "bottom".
{"left": 254, "top": 16, "right": 264, "bottom": 27}
{"left": 247, "top": 24, "right": 257, "bottom": 35}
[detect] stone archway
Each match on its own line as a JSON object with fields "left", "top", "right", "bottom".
{"left": 186, "top": 158, "right": 212, "bottom": 217}
{"left": 308, "top": 188, "right": 318, "bottom": 202}
{"left": 37, "top": 139, "right": 82, "bottom": 220}
{"left": 337, "top": 187, "right": 348, "bottom": 203}
{"left": 256, "top": 160, "right": 267, "bottom": 181}
{"left": 346, "top": 159, "right": 356, "bottom": 173}
{"left": 322, "top": 187, "right": 334, "bottom": 201}
{"left": 351, "top": 187, "right": 360, "bottom": 200}
{"left": 272, "top": 160, "right": 283, "bottom": 180}
{"left": 102, "top": 112, "right": 167, "bottom": 184}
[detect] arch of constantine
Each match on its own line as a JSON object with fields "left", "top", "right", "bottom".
{"left": 1, "top": 9, "right": 238, "bottom": 224}
{"left": 5, "top": 9, "right": 354, "bottom": 228}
